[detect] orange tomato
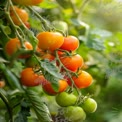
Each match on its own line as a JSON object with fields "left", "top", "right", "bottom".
{"left": 10, "top": 6, "right": 28, "bottom": 26}
{"left": 42, "top": 79, "right": 68, "bottom": 95}
{"left": 36, "top": 32, "right": 64, "bottom": 51}
{"left": 60, "top": 36, "right": 79, "bottom": 51}
{"left": 60, "top": 54, "right": 84, "bottom": 72}
{"left": 67, "top": 70, "right": 93, "bottom": 89}
{"left": 5, "top": 38, "right": 33, "bottom": 58}
{"left": 12, "top": 0, "right": 43, "bottom": 6}
{"left": 0, "top": 81, "right": 5, "bottom": 88}
{"left": 20, "top": 68, "right": 44, "bottom": 87}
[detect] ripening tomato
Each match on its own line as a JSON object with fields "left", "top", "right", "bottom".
{"left": 10, "top": 6, "right": 29, "bottom": 26}
{"left": 60, "top": 36, "right": 79, "bottom": 51}
{"left": 12, "top": 0, "right": 43, "bottom": 6}
{"left": 68, "top": 70, "right": 93, "bottom": 89}
{"left": 5, "top": 38, "right": 33, "bottom": 58}
{"left": 20, "top": 68, "right": 44, "bottom": 87}
{"left": 36, "top": 32, "right": 64, "bottom": 51}
{"left": 41, "top": 53, "right": 55, "bottom": 61}
{"left": 60, "top": 54, "right": 84, "bottom": 72}
{"left": 42, "top": 79, "right": 68, "bottom": 95}
{"left": 0, "top": 81, "right": 5, "bottom": 88}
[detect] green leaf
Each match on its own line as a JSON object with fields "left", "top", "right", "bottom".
{"left": 26, "top": 89, "right": 53, "bottom": 122}
{"left": 86, "top": 38, "right": 105, "bottom": 50}
{"left": 40, "top": 60, "right": 64, "bottom": 91}
{"left": 0, "top": 63, "right": 22, "bottom": 90}
{"left": 14, "top": 100, "right": 30, "bottom": 122}
{"left": 39, "top": 0, "right": 58, "bottom": 9}
{"left": 0, "top": 57, "right": 9, "bottom": 63}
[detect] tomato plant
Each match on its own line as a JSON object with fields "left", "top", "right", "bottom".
{"left": 0, "top": 0, "right": 102, "bottom": 122}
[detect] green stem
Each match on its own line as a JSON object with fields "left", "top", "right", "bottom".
{"left": 27, "top": 6, "right": 50, "bottom": 31}
{"left": 0, "top": 90, "right": 14, "bottom": 122}
{"left": 77, "top": 0, "right": 91, "bottom": 19}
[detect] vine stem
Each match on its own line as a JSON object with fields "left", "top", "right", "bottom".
{"left": 5, "top": 0, "right": 25, "bottom": 48}
{"left": 0, "top": 90, "right": 14, "bottom": 122}
{"left": 55, "top": 50, "right": 81, "bottom": 94}
{"left": 27, "top": 6, "right": 50, "bottom": 31}
{"left": 77, "top": 0, "right": 91, "bottom": 19}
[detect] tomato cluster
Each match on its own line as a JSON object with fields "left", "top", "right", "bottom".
{"left": 1, "top": 1, "right": 97, "bottom": 121}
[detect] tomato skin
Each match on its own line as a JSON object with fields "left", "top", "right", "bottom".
{"left": 41, "top": 53, "right": 55, "bottom": 61}
{"left": 10, "top": 6, "right": 28, "bottom": 26}
{"left": 60, "top": 54, "right": 84, "bottom": 72}
{"left": 42, "top": 79, "right": 68, "bottom": 95}
{"left": 68, "top": 70, "right": 93, "bottom": 89}
{"left": 12, "top": 0, "right": 43, "bottom": 6}
{"left": 24, "top": 22, "right": 30, "bottom": 29}
{"left": 60, "top": 36, "right": 79, "bottom": 51}
{"left": 63, "top": 106, "right": 86, "bottom": 121}
{"left": 55, "top": 92, "right": 77, "bottom": 107}
{"left": 5, "top": 38, "right": 33, "bottom": 58}
{"left": 81, "top": 98, "right": 97, "bottom": 113}
{"left": 36, "top": 32, "right": 64, "bottom": 51}
{"left": 20, "top": 68, "right": 44, "bottom": 87}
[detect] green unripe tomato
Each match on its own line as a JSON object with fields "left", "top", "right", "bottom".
{"left": 81, "top": 98, "right": 97, "bottom": 113}
{"left": 52, "top": 21, "right": 68, "bottom": 33}
{"left": 63, "top": 106, "right": 86, "bottom": 121}
{"left": 55, "top": 92, "right": 77, "bottom": 107}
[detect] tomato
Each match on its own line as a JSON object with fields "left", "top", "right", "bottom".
{"left": 0, "top": 81, "right": 5, "bottom": 88}
{"left": 60, "top": 54, "right": 84, "bottom": 72}
{"left": 67, "top": 70, "right": 93, "bottom": 89}
{"left": 42, "top": 79, "right": 68, "bottom": 95}
{"left": 12, "top": 0, "right": 43, "bottom": 6}
{"left": 36, "top": 32, "right": 64, "bottom": 51}
{"left": 20, "top": 68, "right": 44, "bottom": 87}
{"left": 25, "top": 56, "right": 39, "bottom": 67}
{"left": 5, "top": 38, "right": 33, "bottom": 58}
{"left": 55, "top": 92, "right": 77, "bottom": 107}
{"left": 81, "top": 98, "right": 97, "bottom": 113}
{"left": 41, "top": 53, "right": 55, "bottom": 61}
{"left": 63, "top": 106, "right": 86, "bottom": 121}
{"left": 52, "top": 21, "right": 68, "bottom": 33}
{"left": 10, "top": 6, "right": 28, "bottom": 26}
{"left": 60, "top": 36, "right": 79, "bottom": 51}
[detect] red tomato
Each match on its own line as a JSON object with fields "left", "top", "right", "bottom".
{"left": 60, "top": 36, "right": 79, "bottom": 51}
{"left": 60, "top": 54, "right": 84, "bottom": 72}
{"left": 36, "top": 32, "right": 64, "bottom": 51}
{"left": 42, "top": 79, "right": 68, "bottom": 95}
{"left": 67, "top": 70, "right": 93, "bottom": 89}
